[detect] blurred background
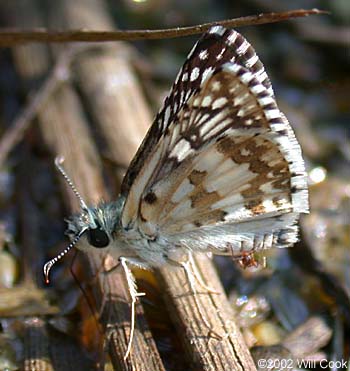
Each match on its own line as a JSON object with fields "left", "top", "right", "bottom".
{"left": 0, "top": 0, "right": 349, "bottom": 370}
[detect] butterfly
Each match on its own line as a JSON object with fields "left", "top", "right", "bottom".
{"left": 44, "top": 25, "right": 309, "bottom": 358}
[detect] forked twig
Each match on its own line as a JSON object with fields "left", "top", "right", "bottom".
{"left": 0, "top": 9, "right": 328, "bottom": 46}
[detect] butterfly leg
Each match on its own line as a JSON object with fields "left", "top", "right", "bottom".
{"left": 119, "top": 257, "right": 146, "bottom": 360}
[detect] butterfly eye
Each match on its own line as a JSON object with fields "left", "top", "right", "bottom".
{"left": 87, "top": 227, "right": 109, "bottom": 248}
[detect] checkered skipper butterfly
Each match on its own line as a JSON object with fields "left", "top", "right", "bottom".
{"left": 44, "top": 26, "right": 309, "bottom": 358}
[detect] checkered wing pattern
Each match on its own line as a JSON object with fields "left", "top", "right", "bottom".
{"left": 120, "top": 26, "right": 308, "bottom": 256}
{"left": 121, "top": 26, "right": 273, "bottom": 193}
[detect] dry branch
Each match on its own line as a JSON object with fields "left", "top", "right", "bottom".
{"left": 0, "top": 9, "right": 327, "bottom": 45}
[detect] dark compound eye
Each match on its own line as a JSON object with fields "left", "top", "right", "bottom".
{"left": 87, "top": 228, "right": 109, "bottom": 248}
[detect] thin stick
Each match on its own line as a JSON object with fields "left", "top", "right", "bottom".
{"left": 0, "top": 9, "right": 328, "bottom": 46}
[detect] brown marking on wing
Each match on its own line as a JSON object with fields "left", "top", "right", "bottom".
{"left": 188, "top": 169, "right": 207, "bottom": 185}
{"left": 192, "top": 209, "right": 227, "bottom": 227}
{"left": 246, "top": 199, "right": 266, "bottom": 215}
{"left": 216, "top": 134, "right": 291, "bottom": 210}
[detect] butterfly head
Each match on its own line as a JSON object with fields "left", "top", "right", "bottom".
{"left": 43, "top": 157, "right": 120, "bottom": 283}
{"left": 65, "top": 200, "right": 121, "bottom": 250}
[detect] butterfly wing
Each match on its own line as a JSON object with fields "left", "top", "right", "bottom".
{"left": 121, "top": 26, "right": 273, "bottom": 195}
{"left": 120, "top": 26, "right": 308, "bottom": 256}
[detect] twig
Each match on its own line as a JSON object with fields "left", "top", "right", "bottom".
{"left": 0, "top": 9, "right": 328, "bottom": 46}
{"left": 0, "top": 48, "right": 75, "bottom": 167}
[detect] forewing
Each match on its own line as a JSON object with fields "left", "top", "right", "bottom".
{"left": 121, "top": 26, "right": 273, "bottom": 195}
{"left": 120, "top": 27, "right": 308, "bottom": 253}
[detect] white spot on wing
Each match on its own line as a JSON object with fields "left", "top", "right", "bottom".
{"left": 236, "top": 39, "right": 250, "bottom": 55}
{"left": 199, "top": 49, "right": 209, "bottom": 60}
{"left": 251, "top": 84, "right": 266, "bottom": 95}
{"left": 258, "top": 96, "right": 275, "bottom": 107}
{"left": 164, "top": 105, "right": 171, "bottom": 125}
{"left": 193, "top": 97, "right": 200, "bottom": 106}
{"left": 180, "top": 90, "right": 185, "bottom": 105}
{"left": 211, "top": 81, "right": 221, "bottom": 91}
{"left": 169, "top": 139, "right": 193, "bottom": 161}
{"left": 190, "top": 67, "right": 200, "bottom": 81}
{"left": 212, "top": 97, "right": 227, "bottom": 109}
{"left": 201, "top": 67, "right": 214, "bottom": 84}
{"left": 240, "top": 71, "right": 254, "bottom": 85}
{"left": 262, "top": 199, "right": 275, "bottom": 212}
{"left": 209, "top": 26, "right": 225, "bottom": 36}
{"left": 222, "top": 205, "right": 253, "bottom": 221}
{"left": 226, "top": 31, "right": 238, "bottom": 45}
{"left": 216, "top": 47, "right": 226, "bottom": 60}
{"left": 246, "top": 54, "right": 259, "bottom": 68}
{"left": 201, "top": 95, "right": 212, "bottom": 107}
{"left": 240, "top": 148, "right": 251, "bottom": 156}
{"left": 265, "top": 109, "right": 281, "bottom": 120}
{"left": 223, "top": 63, "right": 241, "bottom": 75}
{"left": 259, "top": 182, "right": 275, "bottom": 193}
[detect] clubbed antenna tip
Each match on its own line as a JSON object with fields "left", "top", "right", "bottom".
{"left": 43, "top": 233, "right": 82, "bottom": 284}
{"left": 43, "top": 259, "right": 55, "bottom": 284}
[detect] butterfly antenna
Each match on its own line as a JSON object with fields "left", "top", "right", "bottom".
{"left": 55, "top": 156, "right": 88, "bottom": 211}
{"left": 43, "top": 231, "right": 85, "bottom": 284}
